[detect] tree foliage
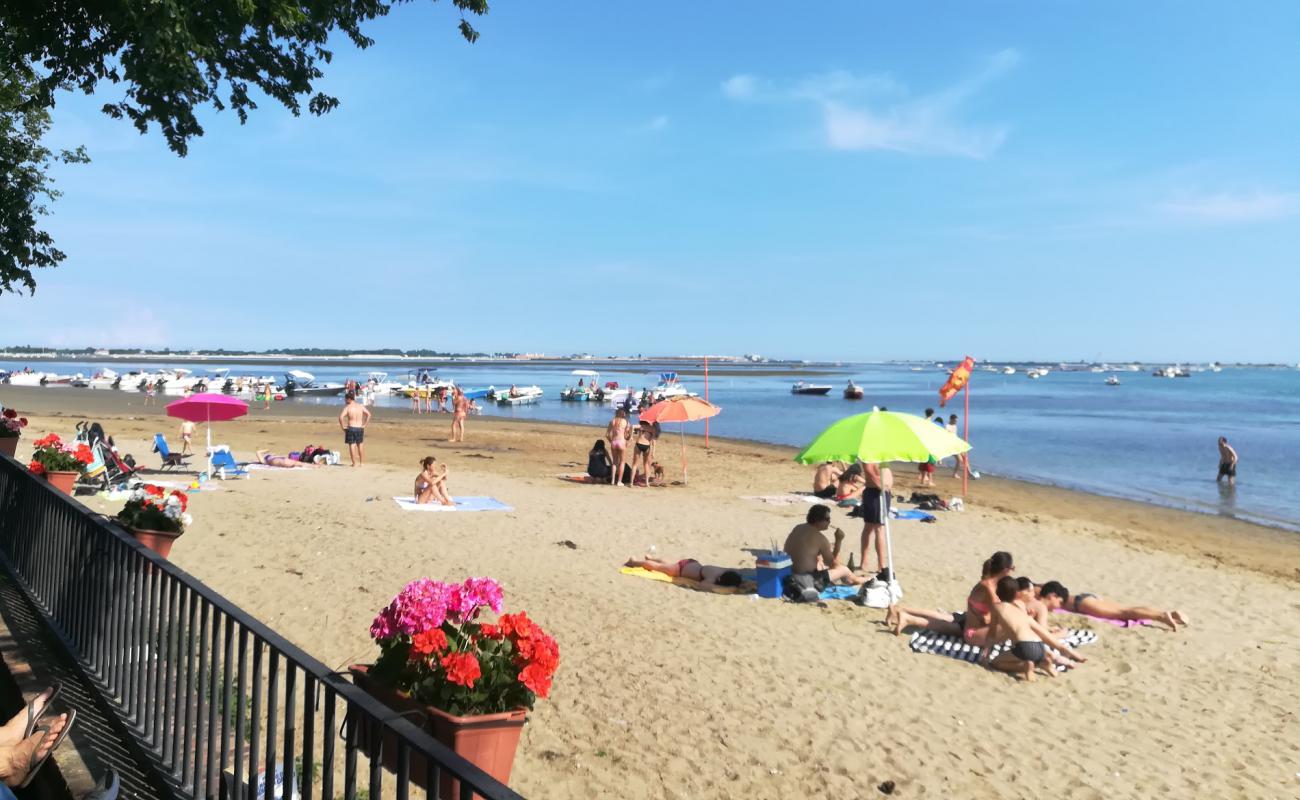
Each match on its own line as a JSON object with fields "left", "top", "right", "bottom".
{"left": 1, "top": 0, "right": 488, "bottom": 295}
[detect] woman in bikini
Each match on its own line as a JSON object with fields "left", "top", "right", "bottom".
{"left": 886, "top": 551, "right": 1015, "bottom": 643}
{"left": 606, "top": 409, "right": 629, "bottom": 486}
{"left": 624, "top": 555, "right": 745, "bottom": 587}
{"left": 414, "top": 456, "right": 453, "bottom": 505}
{"left": 1036, "top": 580, "right": 1188, "bottom": 632}
{"left": 255, "top": 450, "right": 319, "bottom": 469}
{"left": 632, "top": 421, "right": 658, "bottom": 487}
{"left": 449, "top": 388, "right": 468, "bottom": 443}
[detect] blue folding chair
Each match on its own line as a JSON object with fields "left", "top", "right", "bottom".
{"left": 209, "top": 449, "right": 249, "bottom": 479}
{"left": 153, "top": 434, "right": 188, "bottom": 470}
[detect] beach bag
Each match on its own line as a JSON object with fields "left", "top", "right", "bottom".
{"left": 782, "top": 574, "right": 820, "bottom": 603}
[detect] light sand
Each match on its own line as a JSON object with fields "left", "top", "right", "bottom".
{"left": 5, "top": 387, "right": 1299, "bottom": 798}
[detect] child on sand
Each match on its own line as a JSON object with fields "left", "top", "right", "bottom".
{"left": 982, "top": 576, "right": 1087, "bottom": 681}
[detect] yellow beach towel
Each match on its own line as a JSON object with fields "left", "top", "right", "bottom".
{"left": 619, "top": 566, "right": 755, "bottom": 595}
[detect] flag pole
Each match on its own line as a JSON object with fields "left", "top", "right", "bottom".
{"left": 704, "top": 355, "right": 710, "bottom": 449}
{"left": 962, "top": 378, "right": 970, "bottom": 497}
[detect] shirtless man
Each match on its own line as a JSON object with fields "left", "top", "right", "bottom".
{"left": 783, "top": 504, "right": 867, "bottom": 589}
{"left": 983, "top": 576, "right": 1087, "bottom": 681}
{"left": 338, "top": 391, "right": 371, "bottom": 466}
{"left": 1216, "top": 436, "right": 1238, "bottom": 486}
{"left": 1037, "top": 580, "right": 1188, "bottom": 632}
{"left": 812, "top": 461, "right": 845, "bottom": 499}
{"left": 450, "top": 388, "right": 469, "bottom": 443}
{"left": 859, "top": 463, "right": 893, "bottom": 579}
{"left": 179, "top": 420, "right": 195, "bottom": 455}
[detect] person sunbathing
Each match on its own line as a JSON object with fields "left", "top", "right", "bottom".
{"left": 982, "top": 576, "right": 1087, "bottom": 681}
{"left": 415, "top": 456, "right": 453, "bottom": 506}
{"left": 886, "top": 551, "right": 1015, "bottom": 644}
{"left": 1037, "top": 580, "right": 1188, "bottom": 632}
{"left": 255, "top": 450, "right": 319, "bottom": 469}
{"left": 1015, "top": 576, "right": 1064, "bottom": 635}
{"left": 624, "top": 556, "right": 745, "bottom": 587}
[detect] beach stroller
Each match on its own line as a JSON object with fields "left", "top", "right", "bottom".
{"left": 152, "top": 433, "right": 189, "bottom": 470}
{"left": 75, "top": 421, "right": 138, "bottom": 489}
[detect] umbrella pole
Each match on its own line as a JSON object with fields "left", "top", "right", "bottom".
{"left": 206, "top": 408, "right": 213, "bottom": 478}
{"left": 881, "top": 466, "right": 895, "bottom": 583}
{"left": 680, "top": 423, "right": 687, "bottom": 485}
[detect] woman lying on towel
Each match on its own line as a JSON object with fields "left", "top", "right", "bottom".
{"left": 255, "top": 450, "right": 320, "bottom": 469}
{"left": 886, "top": 551, "right": 1016, "bottom": 644}
{"left": 415, "top": 456, "right": 453, "bottom": 506}
{"left": 624, "top": 556, "right": 744, "bottom": 587}
{"left": 1036, "top": 580, "right": 1188, "bottom": 632}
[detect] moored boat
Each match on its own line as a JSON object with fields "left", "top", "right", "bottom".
{"left": 792, "top": 381, "right": 832, "bottom": 396}
{"left": 843, "top": 380, "right": 864, "bottom": 400}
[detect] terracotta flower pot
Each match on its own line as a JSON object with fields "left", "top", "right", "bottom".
{"left": 349, "top": 665, "right": 526, "bottom": 799}
{"left": 0, "top": 437, "right": 17, "bottom": 459}
{"left": 129, "top": 527, "right": 184, "bottom": 558}
{"left": 45, "top": 470, "right": 78, "bottom": 496}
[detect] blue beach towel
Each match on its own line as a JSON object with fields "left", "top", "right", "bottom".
{"left": 818, "top": 585, "right": 861, "bottom": 601}
{"left": 392, "top": 496, "right": 514, "bottom": 512}
{"left": 892, "top": 509, "right": 937, "bottom": 522}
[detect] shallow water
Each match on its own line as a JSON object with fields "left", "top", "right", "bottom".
{"left": 6, "top": 360, "right": 1298, "bottom": 531}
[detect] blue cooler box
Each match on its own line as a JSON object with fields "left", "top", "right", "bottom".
{"left": 755, "top": 553, "right": 792, "bottom": 599}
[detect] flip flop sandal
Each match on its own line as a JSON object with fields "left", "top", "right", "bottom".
{"left": 21, "top": 682, "right": 62, "bottom": 739}
{"left": 18, "top": 707, "right": 77, "bottom": 789}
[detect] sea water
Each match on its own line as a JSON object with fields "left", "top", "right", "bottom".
{"left": 5, "top": 360, "right": 1298, "bottom": 531}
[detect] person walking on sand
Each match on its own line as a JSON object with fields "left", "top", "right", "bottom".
{"left": 338, "top": 391, "right": 371, "bottom": 466}
{"left": 449, "top": 387, "right": 469, "bottom": 442}
{"left": 606, "top": 409, "right": 630, "bottom": 486}
{"left": 179, "top": 420, "right": 195, "bottom": 456}
{"left": 1216, "top": 436, "right": 1238, "bottom": 486}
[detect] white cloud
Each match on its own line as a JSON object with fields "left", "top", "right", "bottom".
{"left": 1158, "top": 190, "right": 1300, "bottom": 223}
{"left": 724, "top": 49, "right": 1019, "bottom": 159}
{"left": 721, "top": 74, "right": 758, "bottom": 100}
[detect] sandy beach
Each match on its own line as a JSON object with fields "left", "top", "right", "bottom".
{"left": 4, "top": 386, "right": 1298, "bottom": 799}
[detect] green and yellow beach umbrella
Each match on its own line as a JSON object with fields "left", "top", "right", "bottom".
{"left": 795, "top": 410, "right": 971, "bottom": 465}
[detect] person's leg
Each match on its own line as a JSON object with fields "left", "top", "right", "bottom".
{"left": 989, "top": 651, "right": 1035, "bottom": 681}
{"left": 357, "top": 440, "right": 364, "bottom": 466}
{"left": 891, "top": 610, "right": 962, "bottom": 637}
{"left": 859, "top": 523, "right": 874, "bottom": 573}
{"left": 625, "top": 557, "right": 681, "bottom": 576}
{"left": 1082, "top": 597, "right": 1185, "bottom": 631}
{"left": 827, "top": 564, "right": 865, "bottom": 586}
{"left": 875, "top": 525, "right": 888, "bottom": 575}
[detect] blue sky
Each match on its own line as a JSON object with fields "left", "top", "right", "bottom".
{"left": 3, "top": 1, "right": 1299, "bottom": 362}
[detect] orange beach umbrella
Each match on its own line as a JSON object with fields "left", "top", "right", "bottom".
{"left": 638, "top": 396, "right": 721, "bottom": 485}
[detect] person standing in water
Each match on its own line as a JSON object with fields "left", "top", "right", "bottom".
{"left": 1216, "top": 437, "right": 1238, "bottom": 486}
{"left": 338, "top": 391, "right": 371, "bottom": 466}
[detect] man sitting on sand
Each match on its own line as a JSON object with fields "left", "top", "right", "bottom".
{"left": 982, "top": 576, "right": 1088, "bottom": 682}
{"left": 624, "top": 556, "right": 745, "bottom": 587}
{"left": 255, "top": 450, "right": 320, "bottom": 469}
{"left": 1037, "top": 581, "right": 1188, "bottom": 632}
{"left": 812, "top": 461, "right": 845, "bottom": 499}
{"left": 783, "top": 504, "right": 867, "bottom": 590}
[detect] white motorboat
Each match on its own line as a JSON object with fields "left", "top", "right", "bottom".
{"left": 69, "top": 373, "right": 91, "bottom": 388}
{"left": 284, "top": 370, "right": 345, "bottom": 397}
{"left": 648, "top": 372, "right": 694, "bottom": 402}
{"left": 561, "top": 369, "right": 601, "bottom": 401}
{"left": 362, "top": 371, "right": 406, "bottom": 395}
{"left": 1105, "top": 375, "right": 1120, "bottom": 386}
{"left": 791, "top": 381, "right": 832, "bottom": 396}
{"left": 1002, "top": 367, "right": 1016, "bottom": 375}
{"left": 843, "top": 380, "right": 864, "bottom": 400}
{"left": 87, "top": 369, "right": 120, "bottom": 390}
{"left": 5, "top": 371, "right": 44, "bottom": 386}
{"left": 41, "top": 373, "right": 74, "bottom": 385}
{"left": 1027, "top": 369, "right": 1042, "bottom": 379}
{"left": 494, "top": 385, "right": 544, "bottom": 405}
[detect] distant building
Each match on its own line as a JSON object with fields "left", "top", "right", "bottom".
{"left": 93, "top": 348, "right": 110, "bottom": 356}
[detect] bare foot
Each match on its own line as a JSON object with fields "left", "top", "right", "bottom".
{"left": 0, "top": 688, "right": 52, "bottom": 747}
{"left": 884, "top": 605, "right": 898, "bottom": 627}
{"left": 893, "top": 611, "right": 923, "bottom": 636}
{"left": 3, "top": 714, "right": 67, "bottom": 786}
{"left": 1162, "top": 612, "right": 1180, "bottom": 632}
{"left": 1022, "top": 662, "right": 1036, "bottom": 682}
{"left": 1171, "top": 610, "right": 1189, "bottom": 628}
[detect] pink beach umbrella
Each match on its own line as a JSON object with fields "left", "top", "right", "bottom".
{"left": 166, "top": 393, "right": 249, "bottom": 473}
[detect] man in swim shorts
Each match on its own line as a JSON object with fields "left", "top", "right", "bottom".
{"left": 338, "top": 391, "right": 371, "bottom": 467}
{"left": 983, "top": 577, "right": 1086, "bottom": 681}
{"left": 859, "top": 463, "right": 893, "bottom": 580}
{"left": 1216, "top": 436, "right": 1237, "bottom": 486}
{"left": 783, "top": 504, "right": 867, "bottom": 590}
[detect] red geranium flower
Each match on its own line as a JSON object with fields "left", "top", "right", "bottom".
{"left": 17, "top": 418, "right": 26, "bottom": 427}
{"left": 144, "top": 484, "right": 164, "bottom": 497}
{"left": 170, "top": 490, "right": 189, "bottom": 511}
{"left": 410, "top": 628, "right": 448, "bottom": 658}
{"left": 27, "top": 461, "right": 46, "bottom": 476}
{"left": 440, "top": 651, "right": 481, "bottom": 688}
{"left": 518, "top": 663, "right": 553, "bottom": 698}
{"left": 499, "top": 611, "right": 534, "bottom": 640}
{"left": 2, "top": 408, "right": 14, "bottom": 419}
{"left": 476, "top": 623, "right": 502, "bottom": 640}
{"left": 74, "top": 444, "right": 94, "bottom": 464}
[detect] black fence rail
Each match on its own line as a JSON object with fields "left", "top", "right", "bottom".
{"left": 0, "top": 453, "right": 525, "bottom": 800}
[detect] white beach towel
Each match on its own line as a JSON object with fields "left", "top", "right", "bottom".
{"left": 392, "top": 496, "right": 514, "bottom": 513}
{"left": 908, "top": 629, "right": 1099, "bottom": 673}
{"left": 740, "top": 493, "right": 823, "bottom": 506}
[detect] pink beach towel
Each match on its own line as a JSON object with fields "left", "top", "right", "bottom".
{"left": 1053, "top": 609, "right": 1150, "bottom": 627}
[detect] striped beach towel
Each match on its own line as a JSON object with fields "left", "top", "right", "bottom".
{"left": 909, "top": 629, "right": 1099, "bottom": 672}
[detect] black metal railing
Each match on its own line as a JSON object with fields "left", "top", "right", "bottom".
{"left": 0, "top": 453, "right": 524, "bottom": 800}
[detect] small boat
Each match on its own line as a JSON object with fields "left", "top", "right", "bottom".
{"left": 5, "top": 371, "right": 45, "bottom": 386}
{"left": 461, "top": 387, "right": 493, "bottom": 400}
{"left": 1105, "top": 375, "right": 1120, "bottom": 386}
{"left": 791, "top": 381, "right": 832, "bottom": 396}
{"left": 843, "top": 380, "right": 864, "bottom": 400}
{"left": 1002, "top": 367, "right": 1016, "bottom": 375}
{"left": 561, "top": 369, "right": 600, "bottom": 401}
{"left": 283, "top": 370, "right": 345, "bottom": 397}
{"left": 494, "top": 385, "right": 544, "bottom": 405}
{"left": 69, "top": 374, "right": 91, "bottom": 388}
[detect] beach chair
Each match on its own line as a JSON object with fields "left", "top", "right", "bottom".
{"left": 209, "top": 448, "right": 249, "bottom": 480}
{"left": 153, "top": 434, "right": 189, "bottom": 470}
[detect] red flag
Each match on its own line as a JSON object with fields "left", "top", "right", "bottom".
{"left": 939, "top": 356, "right": 975, "bottom": 407}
